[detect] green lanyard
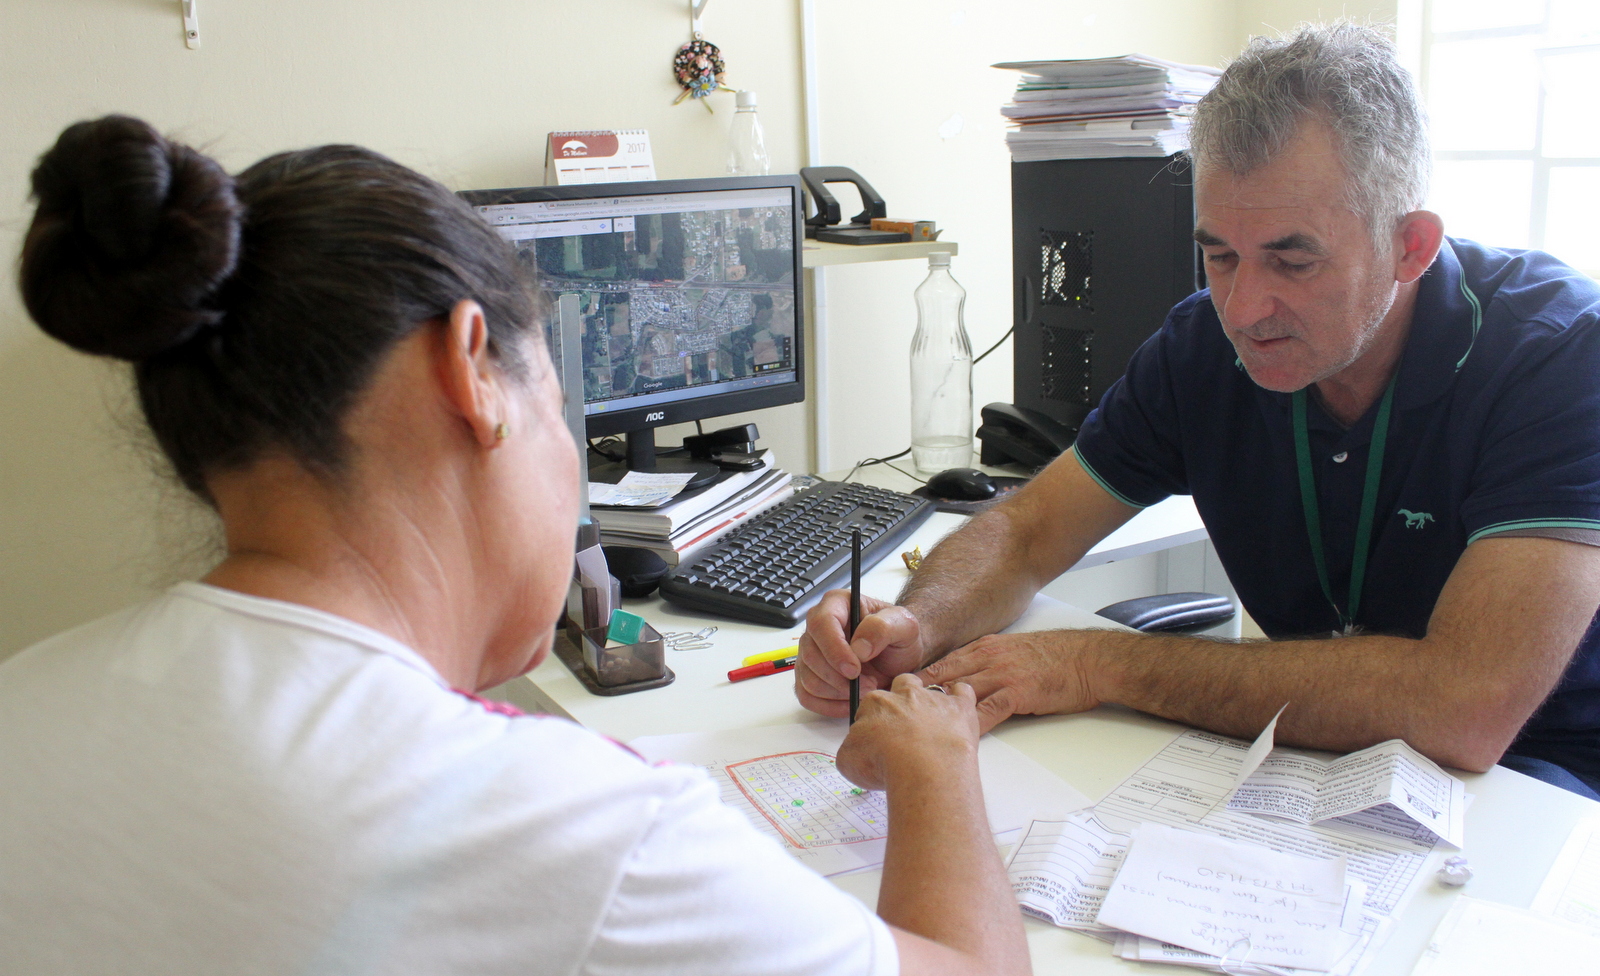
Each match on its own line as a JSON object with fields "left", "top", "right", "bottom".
{"left": 1291, "top": 374, "right": 1398, "bottom": 632}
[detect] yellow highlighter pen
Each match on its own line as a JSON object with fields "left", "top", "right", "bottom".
{"left": 741, "top": 645, "right": 799, "bottom": 668}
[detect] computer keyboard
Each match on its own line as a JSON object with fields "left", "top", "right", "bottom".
{"left": 658, "top": 481, "right": 936, "bottom": 627}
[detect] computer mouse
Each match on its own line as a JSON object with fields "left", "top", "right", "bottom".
{"left": 925, "top": 467, "right": 998, "bottom": 501}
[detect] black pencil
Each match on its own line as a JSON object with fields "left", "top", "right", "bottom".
{"left": 849, "top": 528, "right": 861, "bottom": 724}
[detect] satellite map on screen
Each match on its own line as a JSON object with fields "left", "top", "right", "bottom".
{"left": 525, "top": 205, "right": 796, "bottom": 403}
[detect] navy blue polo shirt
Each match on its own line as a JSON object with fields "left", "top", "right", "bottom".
{"left": 1074, "top": 238, "right": 1600, "bottom": 779}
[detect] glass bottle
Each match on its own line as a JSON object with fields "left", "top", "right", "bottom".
{"left": 726, "top": 90, "right": 770, "bottom": 176}
{"left": 910, "top": 252, "right": 973, "bottom": 473}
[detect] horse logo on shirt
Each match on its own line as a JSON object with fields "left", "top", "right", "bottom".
{"left": 1399, "top": 509, "right": 1434, "bottom": 530}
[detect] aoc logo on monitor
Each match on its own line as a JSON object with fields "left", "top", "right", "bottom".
{"left": 645, "top": 411, "right": 666, "bottom": 422}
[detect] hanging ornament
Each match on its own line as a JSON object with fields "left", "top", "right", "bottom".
{"left": 671, "top": 0, "right": 729, "bottom": 112}
{"left": 673, "top": 39, "right": 727, "bottom": 108}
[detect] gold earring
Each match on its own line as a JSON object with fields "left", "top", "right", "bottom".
{"left": 494, "top": 422, "right": 509, "bottom": 441}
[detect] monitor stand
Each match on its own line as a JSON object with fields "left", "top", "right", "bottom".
{"left": 588, "top": 428, "right": 721, "bottom": 492}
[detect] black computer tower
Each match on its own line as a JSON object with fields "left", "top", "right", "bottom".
{"left": 1009, "top": 155, "right": 1202, "bottom": 435}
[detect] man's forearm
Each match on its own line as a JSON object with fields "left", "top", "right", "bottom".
{"left": 1085, "top": 628, "right": 1552, "bottom": 772}
{"left": 1088, "top": 536, "right": 1600, "bottom": 772}
{"left": 898, "top": 448, "right": 1141, "bottom": 663}
{"left": 897, "top": 507, "right": 1042, "bottom": 664}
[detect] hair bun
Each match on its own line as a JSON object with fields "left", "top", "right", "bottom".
{"left": 19, "top": 115, "right": 243, "bottom": 361}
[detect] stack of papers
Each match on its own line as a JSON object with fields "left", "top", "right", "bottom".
{"left": 588, "top": 453, "right": 793, "bottom": 566}
{"left": 994, "top": 54, "right": 1220, "bottom": 162}
{"left": 1007, "top": 723, "right": 1467, "bottom": 974}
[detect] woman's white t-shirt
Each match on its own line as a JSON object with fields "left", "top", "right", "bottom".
{"left": 0, "top": 583, "right": 897, "bottom": 975}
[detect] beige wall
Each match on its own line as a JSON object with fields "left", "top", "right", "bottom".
{"left": 1236, "top": 0, "right": 1399, "bottom": 48}
{"left": 808, "top": 0, "right": 1238, "bottom": 472}
{"left": 0, "top": 0, "right": 1395, "bottom": 659}
{"left": 0, "top": 0, "right": 806, "bottom": 656}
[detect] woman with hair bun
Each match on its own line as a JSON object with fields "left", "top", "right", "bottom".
{"left": 0, "top": 116, "right": 1029, "bottom": 976}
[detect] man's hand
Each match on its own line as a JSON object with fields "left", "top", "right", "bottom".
{"left": 836, "top": 674, "right": 980, "bottom": 791}
{"left": 917, "top": 630, "right": 1102, "bottom": 734}
{"left": 795, "top": 590, "right": 929, "bottom": 718}
{"left": 794, "top": 450, "right": 1140, "bottom": 722}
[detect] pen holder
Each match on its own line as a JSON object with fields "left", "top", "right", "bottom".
{"left": 568, "top": 562, "right": 622, "bottom": 635}
{"left": 557, "top": 577, "right": 675, "bottom": 695}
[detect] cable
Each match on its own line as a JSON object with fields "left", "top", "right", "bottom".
{"left": 840, "top": 447, "right": 911, "bottom": 483}
{"left": 587, "top": 437, "right": 624, "bottom": 462}
{"left": 833, "top": 329, "right": 1008, "bottom": 486}
{"left": 882, "top": 461, "right": 927, "bottom": 484}
{"left": 972, "top": 324, "right": 1015, "bottom": 366}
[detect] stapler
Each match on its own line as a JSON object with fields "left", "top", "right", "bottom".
{"left": 682, "top": 423, "right": 767, "bottom": 471}
{"left": 800, "top": 167, "right": 911, "bottom": 245}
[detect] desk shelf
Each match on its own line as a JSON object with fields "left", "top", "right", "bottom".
{"left": 801, "top": 239, "right": 959, "bottom": 268}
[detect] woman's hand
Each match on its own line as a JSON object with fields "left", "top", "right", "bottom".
{"left": 835, "top": 674, "right": 980, "bottom": 792}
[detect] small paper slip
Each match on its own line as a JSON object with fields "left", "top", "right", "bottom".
{"left": 1228, "top": 703, "right": 1289, "bottom": 794}
{"left": 1531, "top": 814, "right": 1600, "bottom": 937}
{"left": 545, "top": 129, "right": 656, "bottom": 185}
{"left": 1227, "top": 738, "right": 1467, "bottom": 848}
{"left": 1410, "top": 896, "right": 1600, "bottom": 975}
{"left": 1096, "top": 823, "right": 1357, "bottom": 972}
{"left": 588, "top": 471, "right": 695, "bottom": 507}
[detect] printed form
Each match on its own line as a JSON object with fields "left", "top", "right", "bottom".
{"left": 1009, "top": 730, "right": 1446, "bottom": 974}
{"left": 1228, "top": 739, "right": 1466, "bottom": 848}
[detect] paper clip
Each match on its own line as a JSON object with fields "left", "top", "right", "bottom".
{"left": 661, "top": 626, "right": 718, "bottom": 651}
{"left": 1218, "top": 937, "right": 1253, "bottom": 976}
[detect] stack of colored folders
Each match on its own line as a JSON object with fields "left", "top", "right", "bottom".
{"left": 995, "top": 54, "right": 1221, "bottom": 162}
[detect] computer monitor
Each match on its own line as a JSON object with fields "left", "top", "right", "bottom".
{"left": 461, "top": 176, "right": 805, "bottom": 487}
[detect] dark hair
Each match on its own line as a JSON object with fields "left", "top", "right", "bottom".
{"left": 19, "top": 115, "right": 538, "bottom": 500}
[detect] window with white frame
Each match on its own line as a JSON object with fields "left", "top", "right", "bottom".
{"left": 1417, "top": 0, "right": 1600, "bottom": 277}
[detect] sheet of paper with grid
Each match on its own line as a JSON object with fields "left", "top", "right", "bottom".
{"left": 726, "top": 751, "right": 889, "bottom": 848}
{"left": 633, "top": 720, "right": 1090, "bottom": 877}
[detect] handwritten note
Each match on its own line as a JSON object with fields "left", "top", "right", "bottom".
{"left": 1096, "top": 823, "right": 1357, "bottom": 972}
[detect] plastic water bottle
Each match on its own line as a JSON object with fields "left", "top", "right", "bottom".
{"left": 725, "top": 91, "right": 770, "bottom": 176}
{"left": 910, "top": 252, "right": 973, "bottom": 473}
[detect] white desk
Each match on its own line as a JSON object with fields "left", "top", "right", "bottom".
{"left": 835, "top": 461, "right": 1210, "bottom": 571}
{"left": 517, "top": 512, "right": 1600, "bottom": 974}
{"left": 839, "top": 463, "right": 1232, "bottom": 632}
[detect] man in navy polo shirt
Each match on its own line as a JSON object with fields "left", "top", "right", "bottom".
{"left": 796, "top": 25, "right": 1600, "bottom": 798}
